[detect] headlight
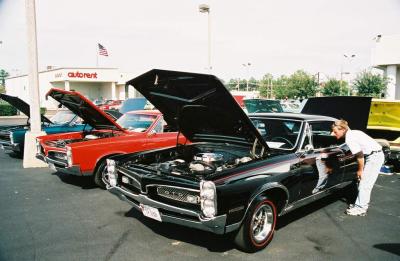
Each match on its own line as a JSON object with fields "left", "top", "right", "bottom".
{"left": 66, "top": 146, "right": 73, "bottom": 167}
{"left": 200, "top": 181, "right": 217, "bottom": 218}
{"left": 9, "top": 133, "right": 14, "bottom": 145}
{"left": 107, "top": 159, "right": 117, "bottom": 187}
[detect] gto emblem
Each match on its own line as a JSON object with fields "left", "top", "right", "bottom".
{"left": 164, "top": 190, "right": 184, "bottom": 197}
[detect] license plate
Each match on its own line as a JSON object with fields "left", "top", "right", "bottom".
{"left": 141, "top": 204, "right": 162, "bottom": 222}
{"left": 48, "top": 163, "right": 57, "bottom": 172}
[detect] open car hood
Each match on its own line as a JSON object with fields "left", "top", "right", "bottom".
{"left": 126, "top": 69, "right": 269, "bottom": 150}
{"left": 368, "top": 99, "right": 400, "bottom": 131}
{"left": 46, "top": 88, "right": 124, "bottom": 131}
{"left": 301, "top": 96, "right": 372, "bottom": 131}
{"left": 244, "top": 99, "right": 283, "bottom": 113}
{"left": 0, "top": 93, "right": 52, "bottom": 124}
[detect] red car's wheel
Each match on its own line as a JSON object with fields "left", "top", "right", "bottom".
{"left": 234, "top": 196, "right": 277, "bottom": 252}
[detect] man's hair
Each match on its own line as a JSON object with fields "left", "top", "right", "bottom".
{"left": 332, "top": 119, "right": 349, "bottom": 130}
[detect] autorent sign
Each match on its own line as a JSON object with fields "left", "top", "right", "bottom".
{"left": 67, "top": 71, "right": 98, "bottom": 79}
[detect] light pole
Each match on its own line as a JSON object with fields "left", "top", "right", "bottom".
{"left": 24, "top": 0, "right": 46, "bottom": 167}
{"left": 199, "top": 4, "right": 211, "bottom": 72}
{"left": 342, "top": 54, "right": 356, "bottom": 95}
{"left": 242, "top": 62, "right": 251, "bottom": 91}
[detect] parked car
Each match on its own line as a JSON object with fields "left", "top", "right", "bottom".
{"left": 0, "top": 93, "right": 87, "bottom": 156}
{"left": 366, "top": 99, "right": 400, "bottom": 171}
{"left": 243, "top": 98, "right": 283, "bottom": 113}
{"left": 36, "top": 88, "right": 186, "bottom": 188}
{"left": 99, "top": 99, "right": 123, "bottom": 110}
{"left": 119, "top": 97, "right": 147, "bottom": 113}
{"left": 106, "top": 69, "right": 357, "bottom": 252}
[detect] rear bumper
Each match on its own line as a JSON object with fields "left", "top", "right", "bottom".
{"left": 108, "top": 185, "right": 227, "bottom": 235}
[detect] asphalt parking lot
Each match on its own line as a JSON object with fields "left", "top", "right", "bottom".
{"left": 0, "top": 149, "right": 399, "bottom": 261}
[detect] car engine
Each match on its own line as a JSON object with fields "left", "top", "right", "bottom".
{"left": 154, "top": 152, "right": 252, "bottom": 176}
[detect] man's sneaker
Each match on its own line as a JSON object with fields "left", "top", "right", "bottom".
{"left": 346, "top": 204, "right": 355, "bottom": 211}
{"left": 346, "top": 207, "right": 367, "bottom": 216}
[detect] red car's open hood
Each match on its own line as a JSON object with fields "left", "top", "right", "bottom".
{"left": 46, "top": 88, "right": 124, "bottom": 131}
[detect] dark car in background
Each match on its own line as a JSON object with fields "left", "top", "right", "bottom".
{"left": 106, "top": 70, "right": 357, "bottom": 252}
{"left": 243, "top": 98, "right": 283, "bottom": 113}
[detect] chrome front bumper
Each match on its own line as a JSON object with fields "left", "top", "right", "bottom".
{"left": 41, "top": 155, "right": 90, "bottom": 176}
{"left": 0, "top": 141, "right": 20, "bottom": 152}
{"left": 108, "top": 185, "right": 227, "bottom": 235}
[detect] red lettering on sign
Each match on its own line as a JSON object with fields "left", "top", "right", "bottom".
{"left": 67, "top": 71, "right": 98, "bottom": 79}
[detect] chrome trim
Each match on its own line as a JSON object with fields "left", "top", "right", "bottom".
{"left": 45, "top": 156, "right": 90, "bottom": 176}
{"left": 280, "top": 181, "right": 353, "bottom": 215}
{"left": 0, "top": 142, "right": 20, "bottom": 152}
{"left": 108, "top": 185, "right": 227, "bottom": 234}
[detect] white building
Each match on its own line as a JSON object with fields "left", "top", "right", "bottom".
{"left": 5, "top": 67, "right": 143, "bottom": 109}
{"left": 372, "top": 34, "right": 400, "bottom": 100}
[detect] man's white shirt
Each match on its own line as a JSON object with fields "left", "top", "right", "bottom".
{"left": 345, "top": 129, "right": 382, "bottom": 155}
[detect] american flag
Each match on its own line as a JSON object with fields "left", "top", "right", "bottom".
{"left": 98, "top": 43, "right": 109, "bottom": 56}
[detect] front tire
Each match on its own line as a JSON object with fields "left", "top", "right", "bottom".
{"left": 94, "top": 160, "right": 109, "bottom": 189}
{"left": 234, "top": 197, "right": 277, "bottom": 252}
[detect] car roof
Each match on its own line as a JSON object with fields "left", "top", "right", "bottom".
{"left": 248, "top": 112, "right": 337, "bottom": 121}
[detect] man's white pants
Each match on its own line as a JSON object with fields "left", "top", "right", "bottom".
{"left": 355, "top": 152, "right": 384, "bottom": 210}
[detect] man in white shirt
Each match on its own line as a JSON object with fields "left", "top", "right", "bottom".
{"left": 331, "top": 119, "right": 384, "bottom": 216}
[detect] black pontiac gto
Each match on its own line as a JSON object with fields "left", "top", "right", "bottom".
{"left": 107, "top": 69, "right": 357, "bottom": 252}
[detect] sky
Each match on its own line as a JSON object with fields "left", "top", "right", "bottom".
{"left": 0, "top": 0, "right": 399, "bottom": 82}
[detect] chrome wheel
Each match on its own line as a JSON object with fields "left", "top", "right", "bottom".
{"left": 251, "top": 204, "right": 274, "bottom": 243}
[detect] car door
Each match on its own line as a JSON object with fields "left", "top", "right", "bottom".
{"left": 298, "top": 121, "right": 346, "bottom": 198}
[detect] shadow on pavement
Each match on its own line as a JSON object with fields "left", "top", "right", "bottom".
{"left": 373, "top": 243, "right": 400, "bottom": 256}
{"left": 277, "top": 184, "right": 358, "bottom": 230}
{"left": 52, "top": 171, "right": 97, "bottom": 189}
{"left": 123, "top": 208, "right": 236, "bottom": 253}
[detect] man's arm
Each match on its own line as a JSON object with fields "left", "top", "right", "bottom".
{"left": 355, "top": 151, "right": 364, "bottom": 180}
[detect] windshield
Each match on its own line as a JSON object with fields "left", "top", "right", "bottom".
{"left": 50, "top": 110, "right": 77, "bottom": 124}
{"left": 250, "top": 117, "right": 302, "bottom": 150}
{"left": 116, "top": 113, "right": 157, "bottom": 132}
{"left": 244, "top": 99, "right": 283, "bottom": 113}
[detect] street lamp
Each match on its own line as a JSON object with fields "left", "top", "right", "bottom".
{"left": 199, "top": 4, "right": 211, "bottom": 72}
{"left": 242, "top": 62, "right": 251, "bottom": 91}
{"left": 342, "top": 54, "right": 356, "bottom": 95}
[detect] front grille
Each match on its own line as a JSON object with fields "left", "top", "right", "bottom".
{"left": 48, "top": 151, "right": 68, "bottom": 165}
{"left": 156, "top": 186, "right": 200, "bottom": 205}
{"left": 0, "top": 132, "right": 10, "bottom": 142}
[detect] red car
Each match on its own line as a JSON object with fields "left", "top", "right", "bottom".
{"left": 99, "top": 99, "right": 123, "bottom": 110}
{"left": 36, "top": 88, "right": 186, "bottom": 188}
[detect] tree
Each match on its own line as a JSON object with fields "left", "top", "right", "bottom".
{"left": 289, "top": 70, "right": 319, "bottom": 99}
{"left": 272, "top": 70, "right": 318, "bottom": 99}
{"left": 321, "top": 78, "right": 349, "bottom": 96}
{"left": 353, "top": 71, "right": 388, "bottom": 97}
{"left": 226, "top": 78, "right": 249, "bottom": 91}
{"left": 0, "top": 69, "right": 9, "bottom": 86}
